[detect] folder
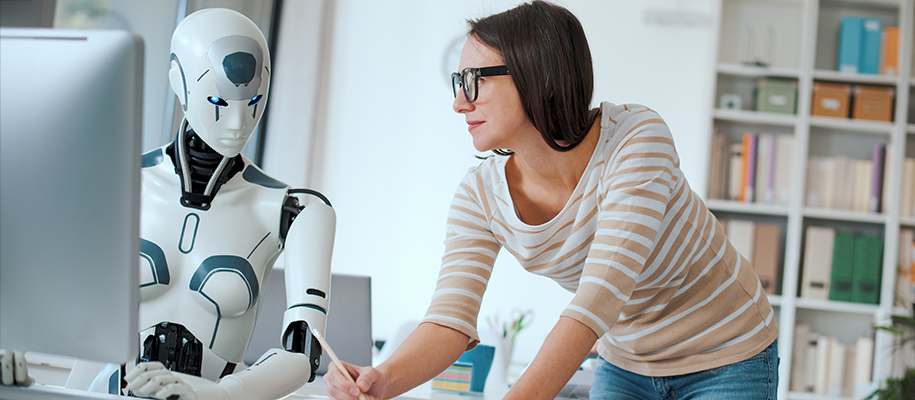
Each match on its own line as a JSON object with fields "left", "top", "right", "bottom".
{"left": 851, "top": 233, "right": 882, "bottom": 304}
{"left": 829, "top": 231, "right": 856, "bottom": 301}
{"left": 860, "top": 18, "right": 882, "bottom": 74}
{"left": 838, "top": 16, "right": 863, "bottom": 73}
{"left": 802, "top": 226, "right": 835, "bottom": 300}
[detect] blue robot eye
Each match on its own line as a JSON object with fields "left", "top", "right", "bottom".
{"left": 207, "top": 96, "right": 228, "bottom": 107}
{"left": 248, "top": 95, "right": 263, "bottom": 107}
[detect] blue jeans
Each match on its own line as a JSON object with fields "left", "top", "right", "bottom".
{"left": 589, "top": 340, "right": 778, "bottom": 400}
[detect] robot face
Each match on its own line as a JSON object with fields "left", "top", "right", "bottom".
{"left": 183, "top": 35, "right": 270, "bottom": 158}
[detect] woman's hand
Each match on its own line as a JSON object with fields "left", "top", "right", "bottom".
{"left": 323, "top": 360, "right": 386, "bottom": 400}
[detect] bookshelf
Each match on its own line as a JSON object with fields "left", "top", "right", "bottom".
{"left": 707, "top": 0, "right": 915, "bottom": 399}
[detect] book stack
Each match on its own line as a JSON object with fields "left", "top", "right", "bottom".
{"left": 432, "top": 362, "right": 473, "bottom": 393}
{"left": 721, "top": 219, "right": 782, "bottom": 295}
{"left": 800, "top": 226, "right": 883, "bottom": 304}
{"left": 804, "top": 143, "right": 889, "bottom": 213}
{"left": 708, "top": 130, "right": 795, "bottom": 206}
{"left": 838, "top": 15, "right": 898, "bottom": 76}
{"left": 789, "top": 323, "right": 874, "bottom": 398}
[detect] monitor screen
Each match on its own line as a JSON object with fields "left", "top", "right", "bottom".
{"left": 0, "top": 28, "right": 143, "bottom": 365}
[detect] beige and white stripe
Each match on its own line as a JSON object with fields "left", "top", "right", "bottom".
{"left": 423, "top": 102, "right": 777, "bottom": 376}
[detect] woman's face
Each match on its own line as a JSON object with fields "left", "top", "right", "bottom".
{"left": 453, "top": 36, "right": 535, "bottom": 153}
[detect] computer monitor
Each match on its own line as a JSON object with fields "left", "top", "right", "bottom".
{"left": 0, "top": 28, "right": 143, "bottom": 365}
{"left": 245, "top": 271, "right": 373, "bottom": 374}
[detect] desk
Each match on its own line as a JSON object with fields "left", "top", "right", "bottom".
{"left": 290, "top": 376, "right": 509, "bottom": 400}
{"left": 0, "top": 377, "right": 508, "bottom": 400}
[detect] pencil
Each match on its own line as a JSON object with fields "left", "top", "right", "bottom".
{"left": 310, "top": 327, "right": 368, "bottom": 400}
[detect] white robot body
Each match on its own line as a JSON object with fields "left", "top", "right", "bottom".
{"left": 139, "top": 146, "right": 286, "bottom": 365}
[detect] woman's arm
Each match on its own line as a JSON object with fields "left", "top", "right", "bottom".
{"left": 323, "top": 322, "right": 469, "bottom": 400}
{"left": 503, "top": 316, "right": 598, "bottom": 400}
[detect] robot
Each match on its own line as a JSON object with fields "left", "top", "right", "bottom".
{"left": 122, "top": 8, "right": 335, "bottom": 399}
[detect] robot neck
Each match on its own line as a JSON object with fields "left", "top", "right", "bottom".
{"left": 166, "top": 126, "right": 243, "bottom": 210}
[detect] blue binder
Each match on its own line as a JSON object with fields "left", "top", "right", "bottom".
{"left": 860, "top": 18, "right": 882, "bottom": 74}
{"left": 838, "top": 16, "right": 863, "bottom": 73}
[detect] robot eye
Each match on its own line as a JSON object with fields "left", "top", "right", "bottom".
{"left": 207, "top": 96, "right": 228, "bottom": 107}
{"left": 248, "top": 95, "right": 263, "bottom": 107}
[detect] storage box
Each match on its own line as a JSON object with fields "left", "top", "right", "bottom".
{"left": 852, "top": 85, "right": 894, "bottom": 121}
{"left": 755, "top": 78, "right": 797, "bottom": 114}
{"left": 811, "top": 82, "right": 851, "bottom": 118}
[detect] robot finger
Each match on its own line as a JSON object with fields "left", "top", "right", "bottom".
{"left": 126, "top": 367, "right": 175, "bottom": 394}
{"left": 153, "top": 380, "right": 191, "bottom": 400}
{"left": 125, "top": 361, "right": 165, "bottom": 382}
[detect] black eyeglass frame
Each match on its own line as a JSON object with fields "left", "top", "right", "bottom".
{"left": 451, "top": 65, "right": 510, "bottom": 103}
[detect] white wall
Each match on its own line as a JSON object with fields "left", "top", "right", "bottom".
{"left": 294, "top": 0, "right": 720, "bottom": 364}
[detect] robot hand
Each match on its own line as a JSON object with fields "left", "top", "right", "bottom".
{"left": 0, "top": 349, "right": 33, "bottom": 387}
{"left": 125, "top": 362, "right": 229, "bottom": 400}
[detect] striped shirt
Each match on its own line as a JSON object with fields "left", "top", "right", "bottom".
{"left": 423, "top": 102, "right": 778, "bottom": 376}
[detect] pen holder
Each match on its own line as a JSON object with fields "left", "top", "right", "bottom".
{"left": 458, "top": 344, "right": 495, "bottom": 392}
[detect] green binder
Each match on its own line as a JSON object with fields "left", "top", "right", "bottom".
{"left": 828, "top": 231, "right": 856, "bottom": 302}
{"left": 851, "top": 233, "right": 883, "bottom": 304}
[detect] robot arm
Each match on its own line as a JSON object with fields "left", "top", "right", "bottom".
{"left": 281, "top": 199, "right": 336, "bottom": 382}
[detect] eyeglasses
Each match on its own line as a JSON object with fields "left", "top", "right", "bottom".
{"left": 451, "top": 65, "right": 510, "bottom": 103}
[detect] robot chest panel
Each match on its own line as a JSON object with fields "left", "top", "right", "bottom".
{"left": 138, "top": 197, "right": 283, "bottom": 319}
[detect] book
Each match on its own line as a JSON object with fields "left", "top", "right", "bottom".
{"left": 804, "top": 332, "right": 820, "bottom": 392}
{"left": 806, "top": 156, "right": 824, "bottom": 208}
{"left": 827, "top": 338, "right": 847, "bottom": 396}
{"left": 852, "top": 159, "right": 873, "bottom": 213}
{"left": 881, "top": 26, "right": 900, "bottom": 76}
{"left": 755, "top": 133, "right": 777, "bottom": 204}
{"left": 753, "top": 222, "right": 781, "bottom": 295}
{"left": 838, "top": 15, "right": 864, "bottom": 74}
{"left": 828, "top": 230, "right": 856, "bottom": 302}
{"left": 728, "top": 143, "right": 743, "bottom": 201}
{"left": 901, "top": 157, "right": 915, "bottom": 217}
{"left": 727, "top": 219, "right": 756, "bottom": 261}
{"left": 814, "top": 335, "right": 831, "bottom": 394}
{"left": 870, "top": 143, "right": 886, "bottom": 213}
{"left": 835, "top": 157, "right": 855, "bottom": 211}
{"left": 790, "top": 323, "right": 811, "bottom": 392}
{"left": 860, "top": 18, "right": 883, "bottom": 74}
{"left": 896, "top": 229, "right": 915, "bottom": 311}
{"left": 851, "top": 233, "right": 883, "bottom": 304}
{"left": 802, "top": 226, "right": 836, "bottom": 300}
{"left": 853, "top": 336, "right": 874, "bottom": 398}
{"left": 708, "top": 128, "right": 723, "bottom": 200}
{"left": 774, "top": 135, "right": 795, "bottom": 206}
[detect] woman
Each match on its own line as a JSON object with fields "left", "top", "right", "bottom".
{"left": 325, "top": 2, "right": 778, "bottom": 399}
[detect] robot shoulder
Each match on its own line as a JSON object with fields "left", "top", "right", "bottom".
{"left": 237, "top": 156, "right": 289, "bottom": 190}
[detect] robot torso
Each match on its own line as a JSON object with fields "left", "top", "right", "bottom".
{"left": 137, "top": 145, "right": 289, "bottom": 365}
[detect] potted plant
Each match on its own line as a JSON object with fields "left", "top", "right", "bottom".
{"left": 866, "top": 305, "right": 915, "bottom": 400}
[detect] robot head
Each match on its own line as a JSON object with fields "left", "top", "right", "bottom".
{"left": 169, "top": 8, "right": 270, "bottom": 158}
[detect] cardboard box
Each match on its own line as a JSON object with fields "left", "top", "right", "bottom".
{"left": 812, "top": 82, "right": 851, "bottom": 118}
{"left": 852, "top": 85, "right": 894, "bottom": 121}
{"left": 755, "top": 78, "right": 797, "bottom": 114}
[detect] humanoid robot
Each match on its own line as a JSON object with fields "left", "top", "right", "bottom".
{"left": 122, "top": 8, "right": 335, "bottom": 399}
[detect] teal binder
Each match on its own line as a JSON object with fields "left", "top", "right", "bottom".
{"left": 851, "top": 233, "right": 883, "bottom": 304}
{"left": 860, "top": 18, "right": 883, "bottom": 74}
{"left": 838, "top": 16, "right": 863, "bottom": 73}
{"left": 828, "top": 231, "right": 856, "bottom": 301}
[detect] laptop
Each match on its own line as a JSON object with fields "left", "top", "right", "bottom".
{"left": 244, "top": 270, "right": 373, "bottom": 375}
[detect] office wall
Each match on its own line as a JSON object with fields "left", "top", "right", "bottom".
{"left": 271, "top": 0, "right": 721, "bottom": 364}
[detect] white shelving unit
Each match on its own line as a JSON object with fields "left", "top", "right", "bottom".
{"left": 707, "top": 1, "right": 915, "bottom": 399}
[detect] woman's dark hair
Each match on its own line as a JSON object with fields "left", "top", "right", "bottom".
{"left": 469, "top": 0, "right": 595, "bottom": 154}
